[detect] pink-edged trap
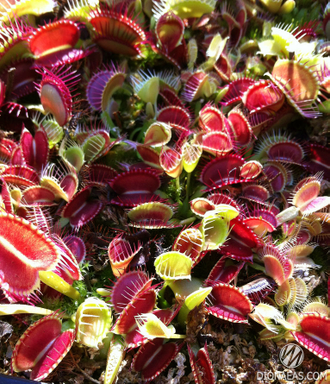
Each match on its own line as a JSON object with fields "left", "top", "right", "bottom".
{"left": 202, "top": 131, "right": 233, "bottom": 156}
{"left": 240, "top": 161, "right": 263, "bottom": 179}
{"left": 86, "top": 63, "right": 126, "bottom": 112}
{"left": 81, "top": 129, "right": 118, "bottom": 164}
{"left": 110, "top": 168, "right": 162, "bottom": 207}
{"left": 155, "top": 10, "right": 184, "bottom": 53}
{"left": 20, "top": 127, "right": 49, "bottom": 172}
{"left": 84, "top": 164, "right": 118, "bottom": 188}
{"left": 292, "top": 314, "right": 330, "bottom": 362}
{"left": 270, "top": 59, "right": 320, "bottom": 119}
{"left": 207, "top": 256, "right": 244, "bottom": 284}
{"left": 125, "top": 306, "right": 180, "bottom": 348}
{"left": 242, "top": 184, "right": 270, "bottom": 205}
{"left": 0, "top": 137, "right": 17, "bottom": 162}
{"left": 159, "top": 88, "right": 185, "bottom": 108}
{"left": 199, "top": 104, "right": 226, "bottom": 133}
{"left": 242, "top": 80, "right": 285, "bottom": 114}
{"left": 137, "top": 144, "right": 162, "bottom": 169}
{"left": 0, "top": 178, "right": 13, "bottom": 214}
{"left": 190, "top": 197, "right": 217, "bottom": 217}
{"left": 113, "top": 288, "right": 156, "bottom": 335}
{"left": 0, "top": 213, "right": 60, "bottom": 302}
{"left": 263, "top": 161, "right": 288, "bottom": 193}
{"left": 157, "top": 105, "right": 191, "bottom": 133}
{"left": 21, "top": 186, "right": 56, "bottom": 207}
{"left": 188, "top": 344, "right": 216, "bottom": 384}
{"left": 127, "top": 202, "right": 175, "bottom": 229}
{"left": 160, "top": 146, "right": 182, "bottom": 178}
{"left": 40, "top": 162, "right": 78, "bottom": 202}
{"left": 261, "top": 245, "right": 293, "bottom": 286}
{"left": 63, "top": 235, "right": 86, "bottom": 264}
{"left": 248, "top": 110, "right": 273, "bottom": 137}
{"left": 267, "top": 138, "right": 305, "bottom": 164}
{"left": 28, "top": 20, "right": 80, "bottom": 67}
{"left": 0, "top": 17, "right": 33, "bottom": 73}
{"left": 1, "top": 164, "right": 39, "bottom": 187}
{"left": 37, "top": 66, "right": 80, "bottom": 127}
{"left": 245, "top": 207, "right": 278, "bottom": 236}
{"left": 182, "top": 71, "right": 211, "bottom": 102}
{"left": 241, "top": 278, "right": 275, "bottom": 306}
{"left": 12, "top": 312, "right": 76, "bottom": 381}
{"left": 108, "top": 234, "right": 142, "bottom": 277}
{"left": 10, "top": 146, "right": 24, "bottom": 166}
{"left": 190, "top": 194, "right": 242, "bottom": 218}
{"left": 207, "top": 282, "right": 253, "bottom": 323}
{"left": 291, "top": 175, "right": 325, "bottom": 213}
{"left": 173, "top": 227, "right": 204, "bottom": 265}
{"left": 227, "top": 109, "right": 253, "bottom": 146}
{"left": 144, "top": 122, "right": 172, "bottom": 147}
{"left": 132, "top": 338, "right": 179, "bottom": 382}
{"left": 153, "top": 38, "right": 187, "bottom": 69}
{"left": 111, "top": 270, "right": 153, "bottom": 313}
{"left": 200, "top": 153, "right": 245, "bottom": 191}
{"left": 220, "top": 77, "right": 256, "bottom": 106}
{"left": 222, "top": 217, "right": 262, "bottom": 262}
{"left": 89, "top": 5, "right": 147, "bottom": 56}
{"left": 61, "top": 187, "right": 103, "bottom": 228}
{"left": 214, "top": 53, "right": 232, "bottom": 82}
{"left": 51, "top": 234, "right": 82, "bottom": 281}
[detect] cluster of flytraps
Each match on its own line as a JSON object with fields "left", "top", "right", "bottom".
{"left": 0, "top": 0, "right": 330, "bottom": 382}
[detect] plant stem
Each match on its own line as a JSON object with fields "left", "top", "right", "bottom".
{"left": 176, "top": 176, "right": 181, "bottom": 202}
{"left": 185, "top": 172, "right": 191, "bottom": 204}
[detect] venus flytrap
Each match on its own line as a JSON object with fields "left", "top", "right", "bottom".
{"left": 0, "top": 0, "right": 55, "bottom": 22}
{"left": 63, "top": 0, "right": 99, "bottom": 22}
{"left": 9, "top": 298, "right": 113, "bottom": 382}
{"left": 168, "top": 278, "right": 212, "bottom": 326}
{"left": 2, "top": 0, "right": 330, "bottom": 382}
{"left": 200, "top": 205, "right": 239, "bottom": 251}
{"left": 35, "top": 115, "right": 64, "bottom": 149}
{"left": 104, "top": 334, "right": 125, "bottom": 384}
{"left": 59, "top": 138, "right": 85, "bottom": 173}
{"left": 154, "top": 251, "right": 192, "bottom": 281}
{"left": 152, "top": 0, "right": 216, "bottom": 20}
{"left": 135, "top": 313, "right": 185, "bottom": 339}
{"left": 0, "top": 213, "right": 62, "bottom": 303}
{"left": 87, "top": 63, "right": 126, "bottom": 114}
{"left": 250, "top": 303, "right": 295, "bottom": 333}
{"left": 188, "top": 343, "right": 215, "bottom": 384}
{"left": 144, "top": 122, "right": 172, "bottom": 147}
{"left": 154, "top": 251, "right": 212, "bottom": 327}
{"left": 277, "top": 174, "right": 330, "bottom": 225}
{"left": 201, "top": 211, "right": 230, "bottom": 251}
{"left": 202, "top": 34, "right": 229, "bottom": 71}
{"left": 11, "top": 312, "right": 76, "bottom": 381}
{"left": 251, "top": 301, "right": 330, "bottom": 362}
{"left": 74, "top": 297, "right": 112, "bottom": 349}
{"left": 131, "top": 70, "right": 160, "bottom": 116}
{"left": 173, "top": 227, "right": 204, "bottom": 265}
